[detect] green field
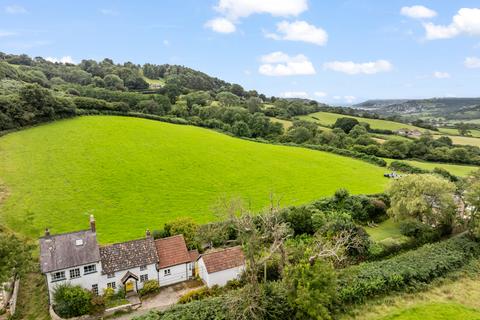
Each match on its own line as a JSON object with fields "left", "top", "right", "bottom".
{"left": 381, "top": 303, "right": 480, "bottom": 320}
{"left": 341, "top": 259, "right": 480, "bottom": 320}
{"left": 269, "top": 117, "right": 293, "bottom": 129}
{"left": 299, "top": 112, "right": 427, "bottom": 132}
{"left": 437, "top": 127, "right": 480, "bottom": 138}
{"left": 383, "top": 158, "right": 477, "bottom": 177}
{"left": 437, "top": 134, "right": 480, "bottom": 147}
{"left": 0, "top": 116, "right": 388, "bottom": 243}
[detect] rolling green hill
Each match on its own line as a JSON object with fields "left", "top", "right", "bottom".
{"left": 0, "top": 116, "right": 388, "bottom": 243}
{"left": 299, "top": 111, "right": 426, "bottom": 132}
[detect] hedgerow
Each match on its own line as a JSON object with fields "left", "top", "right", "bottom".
{"left": 337, "top": 235, "right": 480, "bottom": 304}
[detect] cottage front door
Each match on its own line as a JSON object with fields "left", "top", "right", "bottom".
{"left": 126, "top": 280, "right": 134, "bottom": 292}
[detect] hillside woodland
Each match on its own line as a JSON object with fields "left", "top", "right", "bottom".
{"left": 2, "top": 52, "right": 480, "bottom": 168}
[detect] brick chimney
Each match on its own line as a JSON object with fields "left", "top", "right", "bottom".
{"left": 90, "top": 215, "right": 96, "bottom": 233}
{"left": 146, "top": 229, "right": 151, "bottom": 238}
{"left": 45, "top": 228, "right": 50, "bottom": 237}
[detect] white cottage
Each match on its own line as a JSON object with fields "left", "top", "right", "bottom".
{"left": 197, "top": 246, "right": 245, "bottom": 287}
{"left": 39, "top": 216, "right": 158, "bottom": 301}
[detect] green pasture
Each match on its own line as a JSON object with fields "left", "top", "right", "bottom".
{"left": 0, "top": 116, "right": 388, "bottom": 243}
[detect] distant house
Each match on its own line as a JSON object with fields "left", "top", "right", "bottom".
{"left": 396, "top": 128, "right": 422, "bottom": 138}
{"left": 154, "top": 235, "right": 196, "bottom": 287}
{"left": 197, "top": 246, "right": 245, "bottom": 287}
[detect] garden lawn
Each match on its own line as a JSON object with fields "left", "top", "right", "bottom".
{"left": 364, "top": 219, "right": 404, "bottom": 242}
{"left": 0, "top": 116, "right": 387, "bottom": 243}
{"left": 299, "top": 112, "right": 427, "bottom": 132}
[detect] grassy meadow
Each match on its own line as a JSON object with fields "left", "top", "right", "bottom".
{"left": 299, "top": 111, "right": 426, "bottom": 132}
{"left": 341, "top": 259, "right": 480, "bottom": 320}
{"left": 383, "top": 158, "right": 477, "bottom": 177}
{"left": 0, "top": 116, "right": 388, "bottom": 243}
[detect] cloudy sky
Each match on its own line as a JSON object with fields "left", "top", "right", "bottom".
{"left": 1, "top": 0, "right": 480, "bottom": 104}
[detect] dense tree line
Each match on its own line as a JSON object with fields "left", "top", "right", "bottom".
{"left": 282, "top": 117, "right": 480, "bottom": 166}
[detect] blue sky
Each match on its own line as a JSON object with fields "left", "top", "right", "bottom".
{"left": 1, "top": 0, "right": 480, "bottom": 104}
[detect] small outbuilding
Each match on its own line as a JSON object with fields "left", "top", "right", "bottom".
{"left": 197, "top": 246, "right": 245, "bottom": 287}
{"left": 155, "top": 235, "right": 195, "bottom": 286}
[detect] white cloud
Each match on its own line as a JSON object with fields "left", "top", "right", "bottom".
{"left": 265, "top": 20, "right": 328, "bottom": 46}
{"left": 424, "top": 8, "right": 480, "bottom": 40}
{"left": 344, "top": 96, "right": 357, "bottom": 103}
{"left": 45, "top": 56, "right": 75, "bottom": 64}
{"left": 324, "top": 60, "right": 393, "bottom": 75}
{"left": 0, "top": 30, "right": 16, "bottom": 37}
{"left": 5, "top": 5, "right": 26, "bottom": 14}
{"left": 314, "top": 91, "right": 327, "bottom": 98}
{"left": 282, "top": 91, "right": 309, "bottom": 98}
{"left": 205, "top": 17, "right": 236, "bottom": 33}
{"left": 333, "top": 95, "right": 356, "bottom": 103}
{"left": 465, "top": 56, "right": 480, "bottom": 68}
{"left": 400, "top": 5, "right": 437, "bottom": 19}
{"left": 214, "top": 0, "right": 307, "bottom": 21}
{"left": 99, "top": 9, "right": 119, "bottom": 16}
{"left": 259, "top": 51, "right": 316, "bottom": 76}
{"left": 433, "top": 71, "right": 450, "bottom": 79}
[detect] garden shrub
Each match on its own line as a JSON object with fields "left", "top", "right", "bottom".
{"left": 135, "top": 296, "right": 228, "bottom": 320}
{"left": 178, "top": 286, "right": 217, "bottom": 304}
{"left": 139, "top": 280, "right": 160, "bottom": 297}
{"left": 338, "top": 235, "right": 480, "bottom": 304}
{"left": 90, "top": 294, "right": 106, "bottom": 315}
{"left": 52, "top": 283, "right": 93, "bottom": 318}
{"left": 399, "top": 219, "right": 441, "bottom": 243}
{"left": 389, "top": 161, "right": 429, "bottom": 174}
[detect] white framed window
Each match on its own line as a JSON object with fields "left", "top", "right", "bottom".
{"left": 92, "top": 284, "right": 99, "bottom": 295}
{"left": 84, "top": 264, "right": 96, "bottom": 274}
{"left": 140, "top": 265, "right": 147, "bottom": 271}
{"left": 107, "top": 273, "right": 115, "bottom": 279}
{"left": 69, "top": 268, "right": 80, "bottom": 279}
{"left": 164, "top": 269, "right": 171, "bottom": 276}
{"left": 140, "top": 274, "right": 148, "bottom": 282}
{"left": 51, "top": 271, "right": 66, "bottom": 282}
{"left": 107, "top": 282, "right": 116, "bottom": 289}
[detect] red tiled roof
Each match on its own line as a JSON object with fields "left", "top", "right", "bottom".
{"left": 188, "top": 249, "right": 199, "bottom": 262}
{"left": 200, "top": 246, "right": 245, "bottom": 274}
{"left": 155, "top": 235, "right": 191, "bottom": 268}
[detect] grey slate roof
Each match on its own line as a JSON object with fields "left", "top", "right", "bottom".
{"left": 39, "top": 230, "right": 101, "bottom": 273}
{"left": 100, "top": 237, "right": 158, "bottom": 274}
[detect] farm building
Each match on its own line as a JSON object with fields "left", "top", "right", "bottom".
{"left": 197, "top": 246, "right": 245, "bottom": 287}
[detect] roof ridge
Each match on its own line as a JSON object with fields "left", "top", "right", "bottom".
{"left": 201, "top": 245, "right": 242, "bottom": 256}
{"left": 39, "top": 229, "right": 92, "bottom": 239}
{"left": 154, "top": 234, "right": 185, "bottom": 241}
{"left": 100, "top": 236, "right": 153, "bottom": 248}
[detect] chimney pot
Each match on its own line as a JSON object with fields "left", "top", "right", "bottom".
{"left": 90, "top": 215, "right": 96, "bottom": 232}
